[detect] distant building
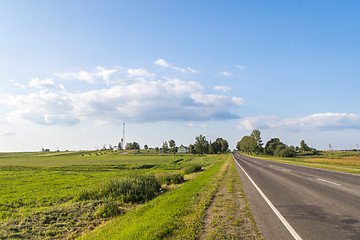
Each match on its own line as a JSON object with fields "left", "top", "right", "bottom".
{"left": 177, "top": 145, "right": 189, "bottom": 154}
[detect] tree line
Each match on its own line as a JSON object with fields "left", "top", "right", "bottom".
{"left": 236, "top": 129, "right": 317, "bottom": 157}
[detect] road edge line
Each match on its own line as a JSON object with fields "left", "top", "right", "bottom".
{"left": 233, "top": 154, "right": 303, "bottom": 240}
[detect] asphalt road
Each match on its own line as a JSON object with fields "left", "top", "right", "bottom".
{"left": 232, "top": 152, "right": 360, "bottom": 240}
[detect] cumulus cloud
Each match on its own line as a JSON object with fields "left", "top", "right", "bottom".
{"left": 218, "top": 71, "right": 231, "bottom": 77}
{"left": 0, "top": 64, "right": 244, "bottom": 126}
{"left": 155, "top": 58, "right": 197, "bottom": 73}
{"left": 237, "top": 113, "right": 360, "bottom": 131}
{"left": 127, "top": 68, "right": 155, "bottom": 78}
{"left": 29, "top": 78, "right": 56, "bottom": 89}
{"left": 0, "top": 130, "right": 15, "bottom": 136}
{"left": 54, "top": 66, "right": 118, "bottom": 84}
{"left": 96, "top": 66, "right": 118, "bottom": 85}
{"left": 214, "top": 85, "right": 232, "bottom": 92}
{"left": 236, "top": 115, "right": 275, "bottom": 130}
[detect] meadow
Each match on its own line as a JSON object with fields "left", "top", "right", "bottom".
{"left": 0, "top": 150, "right": 259, "bottom": 239}
{"left": 0, "top": 151, "right": 222, "bottom": 238}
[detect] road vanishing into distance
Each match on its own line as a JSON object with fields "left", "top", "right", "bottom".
{"left": 232, "top": 152, "right": 360, "bottom": 240}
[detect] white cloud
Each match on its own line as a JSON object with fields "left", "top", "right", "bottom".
{"left": 54, "top": 66, "right": 118, "bottom": 85}
{"left": 236, "top": 115, "right": 275, "bottom": 130}
{"left": 218, "top": 71, "right": 231, "bottom": 77}
{"left": 154, "top": 58, "right": 197, "bottom": 73}
{"left": 269, "top": 113, "right": 360, "bottom": 131}
{"left": 0, "top": 130, "right": 15, "bottom": 136}
{"left": 236, "top": 65, "right": 246, "bottom": 70}
{"left": 11, "top": 79, "right": 26, "bottom": 90}
{"left": 154, "top": 58, "right": 169, "bottom": 68}
{"left": 187, "top": 123, "right": 208, "bottom": 128}
{"left": 232, "top": 97, "right": 245, "bottom": 106}
{"left": 187, "top": 67, "right": 199, "bottom": 73}
{"left": 237, "top": 113, "right": 360, "bottom": 131}
{"left": 214, "top": 85, "right": 232, "bottom": 92}
{"left": 54, "top": 70, "right": 95, "bottom": 84}
{"left": 29, "top": 78, "right": 56, "bottom": 89}
{"left": 127, "top": 68, "right": 155, "bottom": 78}
{"left": 96, "top": 66, "right": 118, "bottom": 85}
{"left": 0, "top": 64, "right": 244, "bottom": 126}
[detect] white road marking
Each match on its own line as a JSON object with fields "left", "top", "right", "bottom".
{"left": 234, "top": 156, "right": 303, "bottom": 240}
{"left": 317, "top": 178, "right": 341, "bottom": 186}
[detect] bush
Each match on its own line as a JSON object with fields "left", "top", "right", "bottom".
{"left": 157, "top": 172, "right": 185, "bottom": 185}
{"left": 96, "top": 198, "right": 121, "bottom": 218}
{"left": 183, "top": 164, "right": 202, "bottom": 174}
{"left": 77, "top": 172, "right": 161, "bottom": 203}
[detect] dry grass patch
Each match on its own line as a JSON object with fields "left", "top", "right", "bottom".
{"left": 304, "top": 156, "right": 360, "bottom": 165}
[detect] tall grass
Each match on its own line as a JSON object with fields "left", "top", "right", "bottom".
{"left": 157, "top": 172, "right": 185, "bottom": 185}
{"left": 77, "top": 172, "right": 161, "bottom": 203}
{"left": 183, "top": 163, "right": 202, "bottom": 174}
{"left": 79, "top": 156, "right": 227, "bottom": 240}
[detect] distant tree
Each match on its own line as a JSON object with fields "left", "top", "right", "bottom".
{"left": 125, "top": 142, "right": 140, "bottom": 150}
{"left": 194, "top": 135, "right": 209, "bottom": 155}
{"left": 208, "top": 141, "right": 215, "bottom": 154}
{"left": 168, "top": 139, "right": 177, "bottom": 153}
{"left": 162, "top": 141, "right": 169, "bottom": 153}
{"left": 189, "top": 144, "right": 196, "bottom": 154}
{"left": 237, "top": 136, "right": 256, "bottom": 154}
{"left": 169, "top": 140, "right": 176, "bottom": 148}
{"left": 264, "top": 138, "right": 284, "bottom": 155}
{"left": 155, "top": 147, "right": 160, "bottom": 153}
{"left": 274, "top": 145, "right": 296, "bottom": 157}
{"left": 144, "top": 145, "right": 149, "bottom": 150}
{"left": 300, "top": 140, "right": 311, "bottom": 152}
{"left": 133, "top": 142, "right": 140, "bottom": 150}
{"left": 250, "top": 129, "right": 263, "bottom": 153}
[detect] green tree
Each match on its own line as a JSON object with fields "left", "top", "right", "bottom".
{"left": 162, "top": 141, "right": 169, "bottom": 153}
{"left": 250, "top": 129, "right": 263, "bottom": 153}
{"left": 300, "top": 140, "right": 311, "bottom": 152}
{"left": 208, "top": 141, "right": 215, "bottom": 154}
{"left": 189, "top": 144, "right": 196, "bottom": 154}
{"left": 169, "top": 140, "right": 176, "bottom": 148}
{"left": 264, "top": 138, "right": 284, "bottom": 155}
{"left": 238, "top": 136, "right": 257, "bottom": 153}
{"left": 144, "top": 145, "right": 148, "bottom": 150}
{"left": 194, "top": 134, "right": 209, "bottom": 155}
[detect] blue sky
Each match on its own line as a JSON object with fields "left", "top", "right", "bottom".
{"left": 0, "top": 0, "right": 359, "bottom": 152}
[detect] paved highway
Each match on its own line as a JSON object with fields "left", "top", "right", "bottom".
{"left": 232, "top": 152, "right": 360, "bottom": 240}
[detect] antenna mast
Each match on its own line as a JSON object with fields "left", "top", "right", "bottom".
{"left": 121, "top": 123, "right": 125, "bottom": 149}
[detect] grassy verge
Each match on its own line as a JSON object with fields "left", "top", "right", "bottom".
{"left": 200, "top": 156, "right": 261, "bottom": 239}
{"left": 78, "top": 155, "right": 228, "bottom": 239}
{"left": 243, "top": 153, "right": 360, "bottom": 174}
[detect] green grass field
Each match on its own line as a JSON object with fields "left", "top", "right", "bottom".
{"left": 245, "top": 151, "right": 360, "bottom": 174}
{"left": 0, "top": 151, "right": 224, "bottom": 239}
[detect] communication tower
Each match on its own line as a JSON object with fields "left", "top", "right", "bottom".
{"left": 121, "top": 123, "right": 125, "bottom": 149}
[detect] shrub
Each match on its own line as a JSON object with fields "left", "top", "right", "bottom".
{"left": 96, "top": 198, "right": 121, "bottom": 218}
{"left": 183, "top": 164, "right": 202, "bottom": 174}
{"left": 157, "top": 172, "right": 185, "bottom": 185}
{"left": 77, "top": 172, "right": 161, "bottom": 203}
